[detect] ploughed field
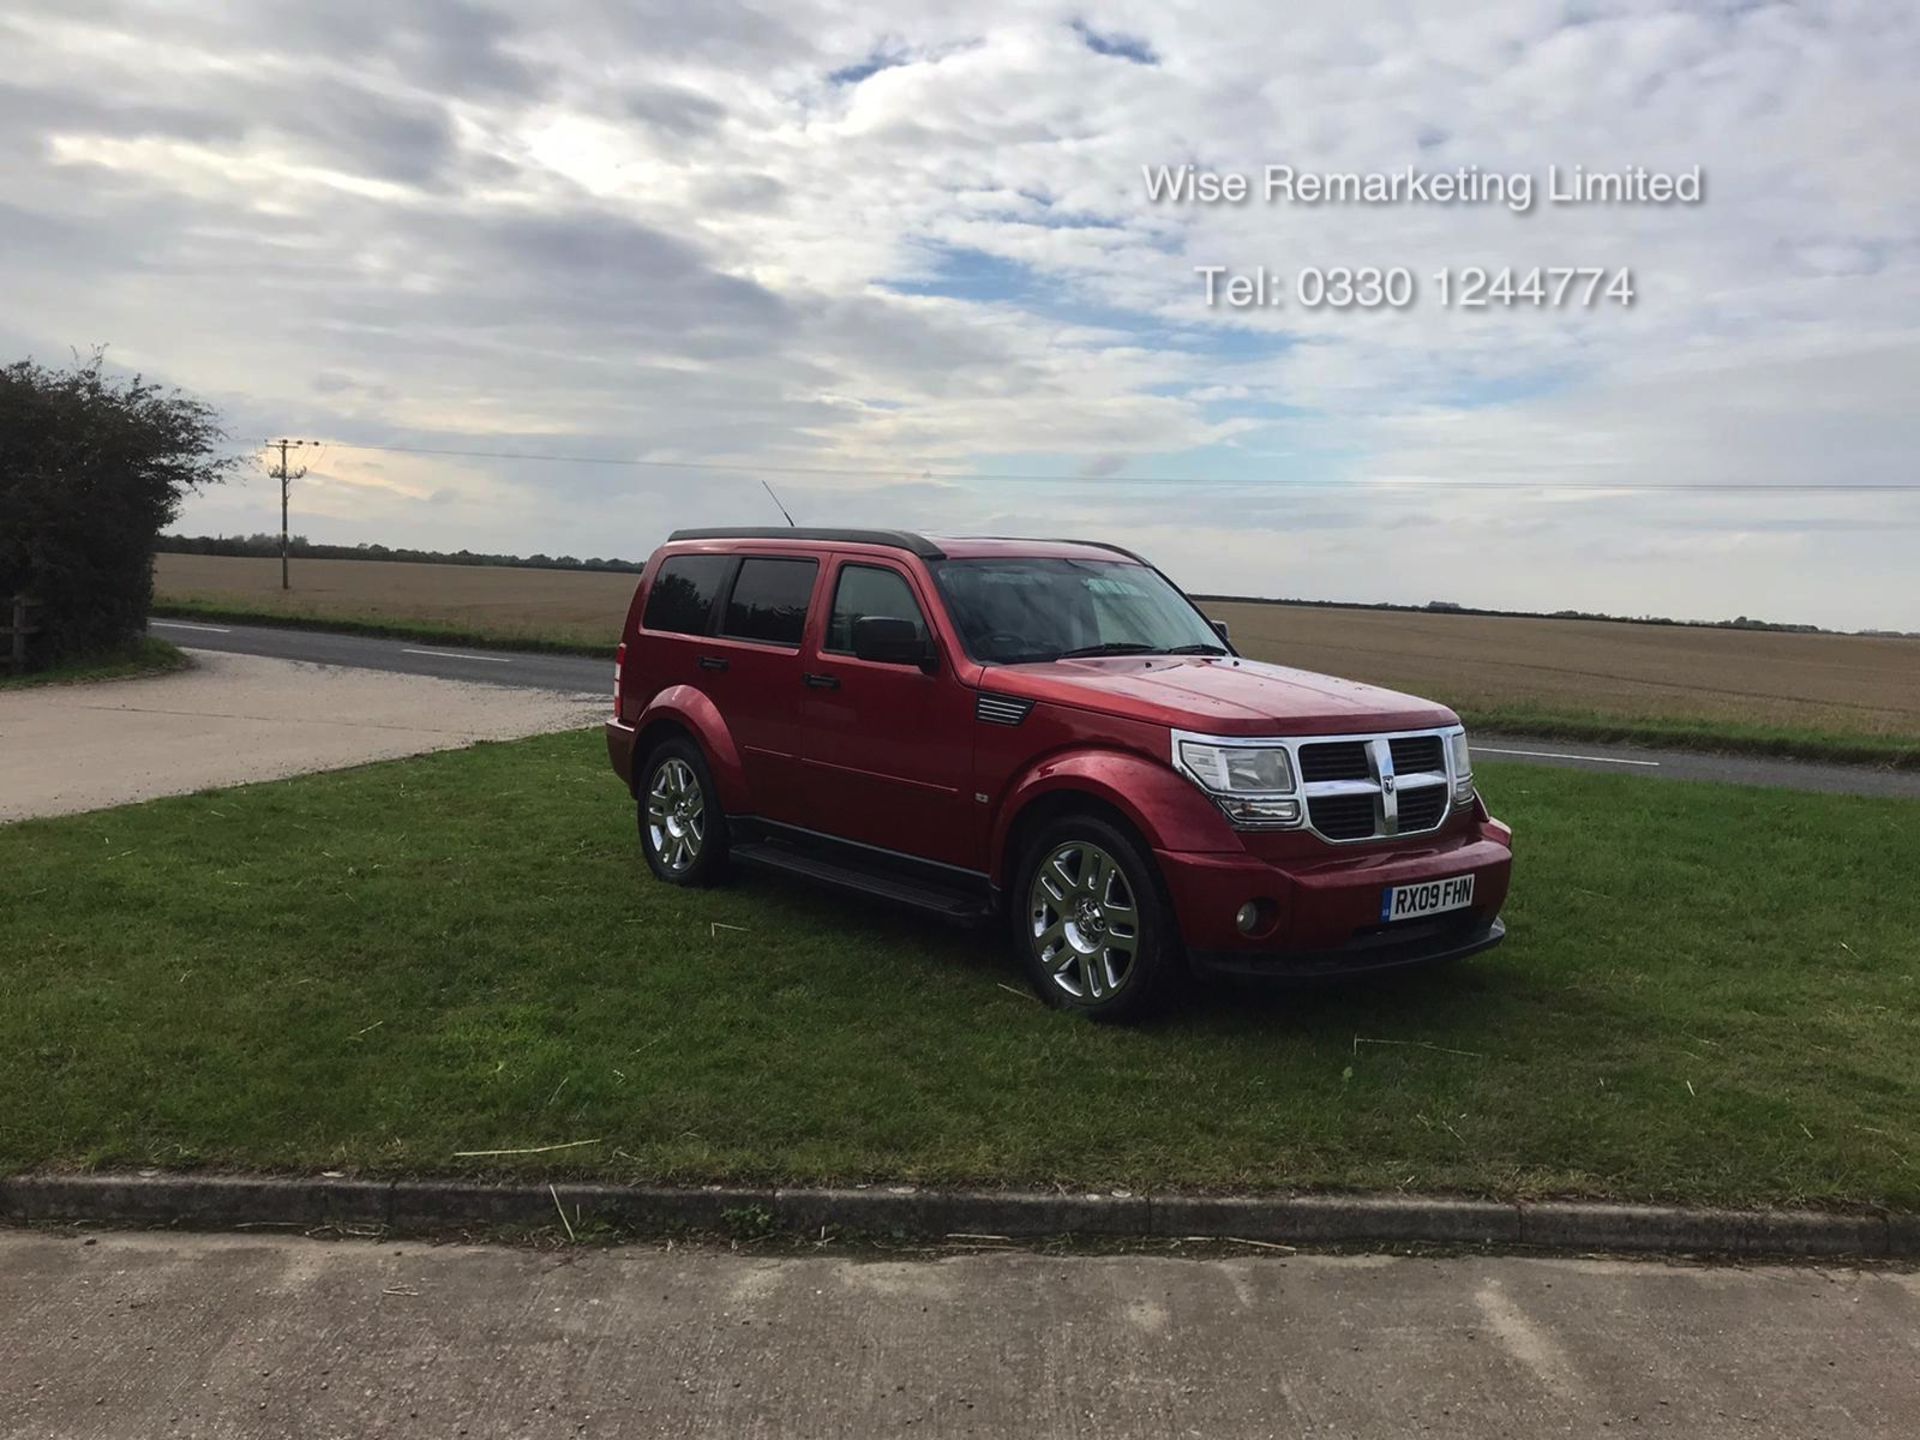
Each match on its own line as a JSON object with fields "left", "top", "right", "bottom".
{"left": 154, "top": 553, "right": 1920, "bottom": 750}
{"left": 2, "top": 729, "right": 1914, "bottom": 1208}
{"left": 1204, "top": 600, "right": 1920, "bottom": 745}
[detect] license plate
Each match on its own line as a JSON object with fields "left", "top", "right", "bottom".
{"left": 1381, "top": 874, "right": 1475, "bottom": 923}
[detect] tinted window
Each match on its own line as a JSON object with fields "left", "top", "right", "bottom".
{"left": 721, "top": 557, "right": 818, "bottom": 646}
{"left": 931, "top": 558, "right": 1225, "bottom": 664}
{"left": 825, "top": 565, "right": 927, "bottom": 654}
{"left": 643, "top": 554, "right": 731, "bottom": 635}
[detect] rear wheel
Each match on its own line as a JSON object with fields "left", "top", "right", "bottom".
{"left": 638, "top": 738, "right": 729, "bottom": 886}
{"left": 1013, "top": 814, "right": 1178, "bottom": 1021}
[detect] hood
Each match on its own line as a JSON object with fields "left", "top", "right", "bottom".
{"left": 981, "top": 655, "right": 1458, "bottom": 736}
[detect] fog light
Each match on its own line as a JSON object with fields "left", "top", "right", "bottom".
{"left": 1235, "top": 900, "right": 1275, "bottom": 935}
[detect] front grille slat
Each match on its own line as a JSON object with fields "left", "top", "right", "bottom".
{"left": 1307, "top": 793, "right": 1378, "bottom": 841}
{"left": 1298, "top": 741, "right": 1371, "bottom": 783}
{"left": 1388, "top": 736, "right": 1444, "bottom": 774}
{"left": 1394, "top": 787, "right": 1448, "bottom": 833}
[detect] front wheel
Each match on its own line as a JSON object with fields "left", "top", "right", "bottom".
{"left": 1013, "top": 815, "right": 1179, "bottom": 1021}
{"left": 638, "top": 738, "right": 729, "bottom": 886}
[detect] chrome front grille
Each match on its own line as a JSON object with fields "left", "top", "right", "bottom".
{"left": 1295, "top": 729, "right": 1455, "bottom": 843}
{"left": 1171, "top": 724, "right": 1465, "bottom": 844}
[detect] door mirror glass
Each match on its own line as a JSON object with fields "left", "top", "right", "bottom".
{"left": 852, "top": 615, "right": 932, "bottom": 666}
{"left": 1212, "top": 619, "right": 1231, "bottom": 643}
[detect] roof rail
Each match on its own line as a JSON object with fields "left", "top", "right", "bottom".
{"left": 1043, "top": 537, "right": 1148, "bottom": 563}
{"left": 950, "top": 535, "right": 1150, "bottom": 564}
{"left": 665, "top": 527, "right": 945, "bottom": 560}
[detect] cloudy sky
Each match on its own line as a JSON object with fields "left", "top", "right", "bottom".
{"left": 3, "top": 0, "right": 1916, "bottom": 629}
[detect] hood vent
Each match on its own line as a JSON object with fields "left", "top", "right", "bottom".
{"left": 975, "top": 693, "right": 1035, "bottom": 727}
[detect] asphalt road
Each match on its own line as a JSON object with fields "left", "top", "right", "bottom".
{"left": 149, "top": 617, "right": 609, "bottom": 694}
{"left": 149, "top": 618, "right": 1920, "bottom": 800}
{"left": 6, "top": 1231, "right": 1918, "bottom": 1439}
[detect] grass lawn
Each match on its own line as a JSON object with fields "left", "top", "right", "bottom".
{"left": 0, "top": 636, "right": 186, "bottom": 690}
{"left": 1, "top": 732, "right": 1914, "bottom": 1210}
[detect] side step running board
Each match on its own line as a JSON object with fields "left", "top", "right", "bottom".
{"left": 731, "top": 841, "right": 991, "bottom": 923}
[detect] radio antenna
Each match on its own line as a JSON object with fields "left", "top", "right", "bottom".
{"left": 761, "top": 480, "right": 797, "bottom": 526}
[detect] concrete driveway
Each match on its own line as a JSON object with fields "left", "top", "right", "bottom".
{"left": 0, "top": 649, "right": 602, "bottom": 822}
{"left": 2, "top": 1231, "right": 1916, "bottom": 1438}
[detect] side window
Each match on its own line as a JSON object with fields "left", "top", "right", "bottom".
{"left": 825, "top": 564, "right": 928, "bottom": 654}
{"left": 643, "top": 554, "right": 731, "bottom": 635}
{"left": 720, "top": 557, "right": 818, "bottom": 647}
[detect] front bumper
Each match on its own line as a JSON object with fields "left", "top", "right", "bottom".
{"left": 1190, "top": 914, "right": 1506, "bottom": 981}
{"left": 1156, "top": 819, "right": 1513, "bottom": 982}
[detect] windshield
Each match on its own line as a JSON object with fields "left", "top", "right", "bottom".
{"left": 931, "top": 558, "right": 1227, "bottom": 665}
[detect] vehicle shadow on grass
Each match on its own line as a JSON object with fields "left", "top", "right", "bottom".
{"left": 1173, "top": 960, "right": 1515, "bottom": 1040}
{"left": 732, "top": 865, "right": 1524, "bottom": 1046}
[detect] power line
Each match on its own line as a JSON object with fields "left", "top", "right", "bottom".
{"left": 285, "top": 438, "right": 1920, "bottom": 493}
{"left": 266, "top": 439, "right": 313, "bottom": 590}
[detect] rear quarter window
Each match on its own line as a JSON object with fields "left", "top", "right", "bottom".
{"left": 643, "top": 554, "right": 731, "bottom": 635}
{"left": 721, "top": 556, "right": 819, "bottom": 647}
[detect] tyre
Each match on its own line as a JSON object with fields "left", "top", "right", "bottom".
{"left": 637, "top": 737, "right": 729, "bottom": 886}
{"left": 1012, "top": 813, "right": 1179, "bottom": 1021}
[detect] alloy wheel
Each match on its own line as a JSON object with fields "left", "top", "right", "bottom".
{"left": 646, "top": 757, "right": 705, "bottom": 873}
{"left": 1028, "top": 840, "right": 1139, "bottom": 1002}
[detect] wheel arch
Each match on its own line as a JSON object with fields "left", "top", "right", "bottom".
{"left": 631, "top": 717, "right": 690, "bottom": 789}
{"left": 988, "top": 747, "right": 1236, "bottom": 890}
{"left": 1000, "top": 789, "right": 1143, "bottom": 895}
{"left": 1002, "top": 768, "right": 1194, "bottom": 1020}
{"left": 629, "top": 686, "right": 749, "bottom": 813}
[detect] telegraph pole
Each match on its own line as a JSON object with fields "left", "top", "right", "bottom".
{"left": 267, "top": 440, "right": 311, "bottom": 590}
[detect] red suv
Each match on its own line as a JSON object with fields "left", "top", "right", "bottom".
{"left": 607, "top": 528, "right": 1512, "bottom": 1020}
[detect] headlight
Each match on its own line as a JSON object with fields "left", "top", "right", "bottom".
{"left": 1448, "top": 728, "right": 1474, "bottom": 801}
{"left": 1176, "top": 739, "right": 1303, "bottom": 829}
{"left": 1178, "top": 739, "right": 1295, "bottom": 794}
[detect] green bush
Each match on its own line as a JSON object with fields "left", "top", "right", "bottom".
{"left": 0, "top": 352, "right": 232, "bottom": 669}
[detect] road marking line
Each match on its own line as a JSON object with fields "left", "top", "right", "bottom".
{"left": 151, "top": 620, "right": 232, "bottom": 634}
{"left": 400, "top": 648, "right": 513, "bottom": 664}
{"left": 1477, "top": 745, "right": 1659, "bottom": 768}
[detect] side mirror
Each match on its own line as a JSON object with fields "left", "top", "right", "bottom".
{"left": 1212, "top": 619, "right": 1232, "bottom": 643}
{"left": 852, "top": 616, "right": 934, "bottom": 668}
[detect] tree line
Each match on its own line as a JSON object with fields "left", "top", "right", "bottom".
{"left": 157, "top": 533, "right": 647, "bottom": 574}
{"left": 1189, "top": 593, "right": 1835, "bottom": 636}
{"left": 2, "top": 353, "right": 231, "bottom": 671}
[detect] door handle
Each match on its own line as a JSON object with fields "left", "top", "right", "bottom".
{"left": 697, "top": 655, "right": 730, "bottom": 672}
{"left": 802, "top": 672, "right": 840, "bottom": 690}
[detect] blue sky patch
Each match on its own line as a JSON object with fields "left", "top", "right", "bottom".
{"left": 1070, "top": 19, "right": 1157, "bottom": 65}
{"left": 828, "top": 49, "right": 910, "bottom": 85}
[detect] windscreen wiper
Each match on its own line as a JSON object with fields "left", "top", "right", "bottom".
{"left": 1158, "top": 643, "right": 1229, "bottom": 655}
{"left": 1052, "top": 642, "right": 1160, "bottom": 659}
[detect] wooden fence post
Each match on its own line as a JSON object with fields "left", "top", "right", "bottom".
{"left": 4, "top": 595, "right": 43, "bottom": 674}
